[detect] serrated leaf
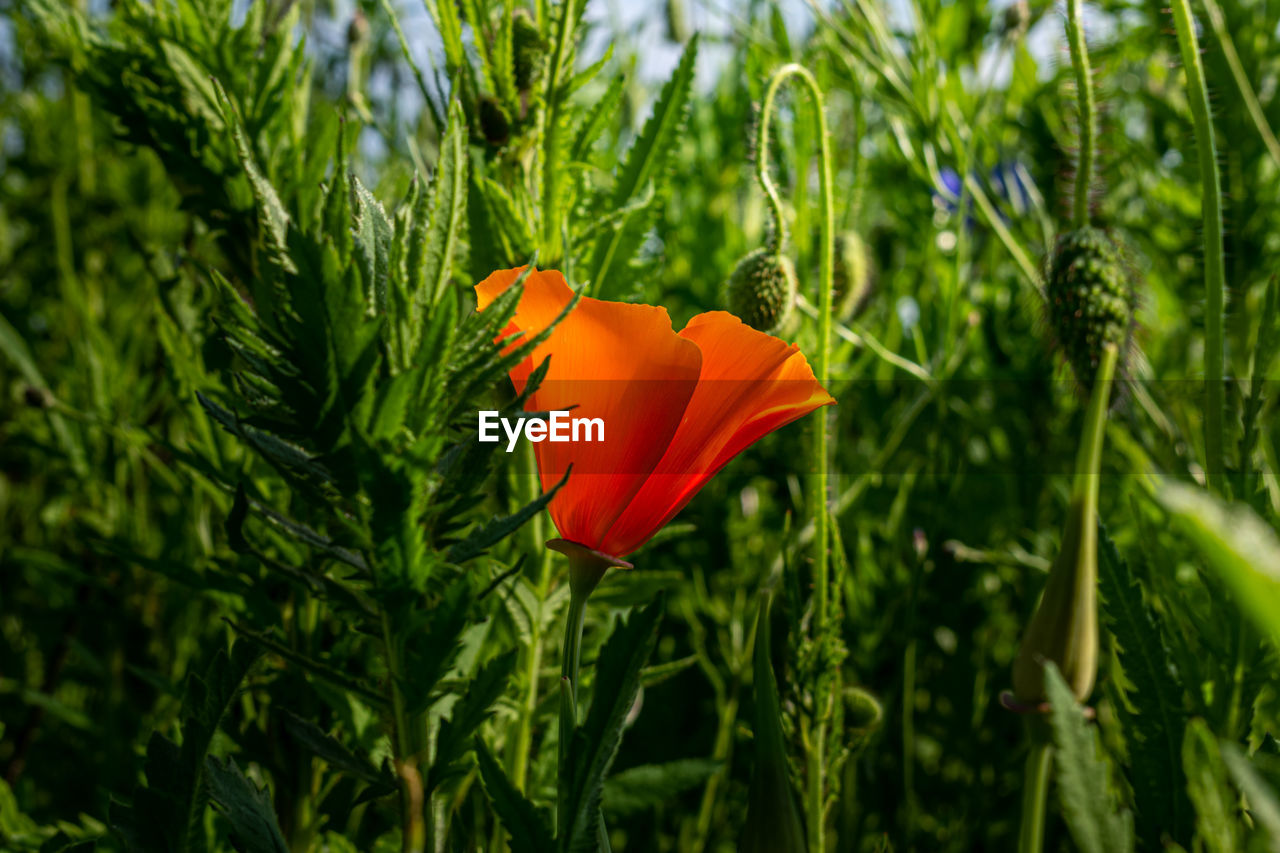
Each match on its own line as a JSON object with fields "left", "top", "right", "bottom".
{"left": 447, "top": 470, "right": 569, "bottom": 563}
{"left": 1184, "top": 719, "right": 1238, "bottom": 853}
{"left": 279, "top": 711, "right": 396, "bottom": 794}
{"left": 215, "top": 81, "right": 294, "bottom": 273}
{"left": 585, "top": 36, "right": 697, "bottom": 297}
{"left": 197, "top": 392, "right": 337, "bottom": 489}
{"left": 563, "top": 597, "right": 665, "bottom": 853}
{"left": 1097, "top": 523, "right": 1189, "bottom": 847}
{"left": 351, "top": 173, "right": 394, "bottom": 320}
{"left": 602, "top": 759, "right": 721, "bottom": 817}
{"left": 412, "top": 99, "right": 468, "bottom": 337}
{"left": 474, "top": 738, "right": 555, "bottom": 853}
{"left": 204, "top": 757, "right": 289, "bottom": 853}
{"left": 429, "top": 650, "right": 518, "bottom": 792}
{"left": 111, "top": 641, "right": 261, "bottom": 853}
{"left": 1045, "top": 663, "right": 1135, "bottom": 853}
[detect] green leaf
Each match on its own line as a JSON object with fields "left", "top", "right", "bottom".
{"left": 446, "top": 469, "right": 569, "bottom": 563}
{"left": 1183, "top": 719, "right": 1239, "bottom": 853}
{"left": 563, "top": 597, "right": 665, "bottom": 853}
{"left": 0, "top": 311, "right": 85, "bottom": 473}
{"left": 1159, "top": 482, "right": 1280, "bottom": 646}
{"left": 1220, "top": 741, "right": 1280, "bottom": 851}
{"left": 196, "top": 392, "right": 337, "bottom": 491}
{"left": 351, "top": 173, "right": 394, "bottom": 320}
{"left": 429, "top": 650, "right": 518, "bottom": 792}
{"left": 585, "top": 36, "right": 697, "bottom": 297}
{"left": 602, "top": 759, "right": 721, "bottom": 817}
{"left": 1096, "top": 523, "right": 1189, "bottom": 847}
{"left": 1044, "top": 662, "right": 1135, "bottom": 853}
{"left": 111, "top": 641, "right": 262, "bottom": 853}
{"left": 204, "top": 757, "right": 290, "bottom": 853}
{"left": 411, "top": 99, "right": 468, "bottom": 337}
{"left": 215, "top": 81, "right": 294, "bottom": 273}
{"left": 279, "top": 711, "right": 396, "bottom": 795}
{"left": 742, "top": 594, "right": 805, "bottom": 853}
{"left": 474, "top": 738, "right": 555, "bottom": 853}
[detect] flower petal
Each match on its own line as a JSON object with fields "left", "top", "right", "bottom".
{"left": 474, "top": 268, "right": 703, "bottom": 555}
{"left": 474, "top": 266, "right": 576, "bottom": 393}
{"left": 598, "top": 311, "right": 834, "bottom": 558}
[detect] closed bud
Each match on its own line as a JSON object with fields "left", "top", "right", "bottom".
{"left": 1045, "top": 227, "right": 1136, "bottom": 390}
{"left": 1011, "top": 496, "right": 1099, "bottom": 705}
{"left": 725, "top": 248, "right": 797, "bottom": 333}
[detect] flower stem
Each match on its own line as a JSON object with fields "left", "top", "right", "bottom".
{"left": 553, "top": 546, "right": 611, "bottom": 839}
{"left": 1017, "top": 733, "right": 1054, "bottom": 853}
{"left": 756, "top": 62, "right": 836, "bottom": 853}
{"left": 1065, "top": 0, "right": 1096, "bottom": 228}
{"left": 1170, "top": 0, "right": 1227, "bottom": 494}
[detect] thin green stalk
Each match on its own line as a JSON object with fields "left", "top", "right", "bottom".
{"left": 539, "top": 0, "right": 578, "bottom": 260}
{"left": 509, "top": 444, "right": 553, "bottom": 793}
{"left": 1170, "top": 0, "right": 1227, "bottom": 494}
{"left": 1065, "top": 0, "right": 1095, "bottom": 228}
{"left": 382, "top": 611, "right": 427, "bottom": 853}
{"left": 1200, "top": 0, "right": 1280, "bottom": 169}
{"left": 1017, "top": 735, "right": 1054, "bottom": 853}
{"left": 755, "top": 62, "right": 835, "bottom": 853}
{"left": 556, "top": 555, "right": 606, "bottom": 837}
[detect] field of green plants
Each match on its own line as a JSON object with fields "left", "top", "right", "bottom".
{"left": 5, "top": 0, "right": 1280, "bottom": 850}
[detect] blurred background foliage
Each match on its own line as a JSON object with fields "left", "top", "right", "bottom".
{"left": 3, "top": 0, "right": 1280, "bottom": 850}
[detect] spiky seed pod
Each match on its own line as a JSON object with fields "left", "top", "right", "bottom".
{"left": 725, "top": 249, "right": 797, "bottom": 333}
{"left": 512, "top": 9, "right": 546, "bottom": 92}
{"left": 831, "top": 230, "right": 874, "bottom": 320}
{"left": 1045, "top": 227, "right": 1135, "bottom": 388}
{"left": 477, "top": 95, "right": 511, "bottom": 147}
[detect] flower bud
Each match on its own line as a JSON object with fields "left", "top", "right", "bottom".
{"left": 725, "top": 248, "right": 797, "bottom": 333}
{"left": 1011, "top": 497, "right": 1099, "bottom": 705}
{"left": 1045, "top": 227, "right": 1135, "bottom": 390}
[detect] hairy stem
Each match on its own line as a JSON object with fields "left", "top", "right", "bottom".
{"left": 1065, "top": 0, "right": 1096, "bottom": 228}
{"left": 756, "top": 62, "right": 836, "bottom": 853}
{"left": 1170, "top": 0, "right": 1227, "bottom": 494}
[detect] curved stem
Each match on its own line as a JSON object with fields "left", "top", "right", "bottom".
{"left": 1065, "top": 0, "right": 1096, "bottom": 228}
{"left": 1171, "top": 0, "right": 1227, "bottom": 494}
{"left": 757, "top": 62, "right": 836, "bottom": 853}
{"left": 1017, "top": 735, "right": 1054, "bottom": 853}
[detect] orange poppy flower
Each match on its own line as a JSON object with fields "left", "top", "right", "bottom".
{"left": 475, "top": 266, "right": 835, "bottom": 565}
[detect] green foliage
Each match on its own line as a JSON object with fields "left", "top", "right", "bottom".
{"left": 204, "top": 757, "right": 290, "bottom": 853}
{"left": 1160, "top": 483, "right": 1280, "bottom": 647}
{"left": 111, "top": 641, "right": 261, "bottom": 852}
{"left": 1045, "top": 663, "right": 1135, "bottom": 853}
{"left": 1183, "top": 719, "right": 1238, "bottom": 853}
{"left": 560, "top": 598, "right": 665, "bottom": 852}
{"left": 6, "top": 0, "right": 1280, "bottom": 850}
{"left": 1097, "top": 524, "right": 1189, "bottom": 847}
